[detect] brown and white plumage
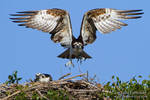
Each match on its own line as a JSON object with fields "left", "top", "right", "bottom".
{"left": 10, "top": 8, "right": 143, "bottom": 66}
{"left": 80, "top": 8, "right": 143, "bottom": 45}
{"left": 10, "top": 8, "right": 74, "bottom": 48}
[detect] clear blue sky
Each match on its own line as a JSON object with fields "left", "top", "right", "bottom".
{"left": 0, "top": 0, "right": 149, "bottom": 83}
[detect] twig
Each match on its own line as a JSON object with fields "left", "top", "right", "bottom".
{"left": 35, "top": 89, "right": 49, "bottom": 100}
{"left": 58, "top": 73, "right": 71, "bottom": 80}
{"left": 0, "top": 84, "right": 7, "bottom": 87}
{"left": 51, "top": 81, "right": 68, "bottom": 85}
{"left": 2, "top": 91, "right": 21, "bottom": 100}
{"left": 81, "top": 80, "right": 101, "bottom": 90}
{"left": 51, "top": 73, "right": 86, "bottom": 85}
{"left": 60, "top": 73, "right": 87, "bottom": 82}
{"left": 86, "top": 71, "right": 89, "bottom": 82}
{"left": 68, "top": 89, "right": 100, "bottom": 92}
{"left": 1, "top": 82, "right": 41, "bottom": 100}
{"left": 64, "top": 85, "right": 71, "bottom": 91}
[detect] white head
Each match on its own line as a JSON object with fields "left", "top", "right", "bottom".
{"left": 35, "top": 73, "right": 52, "bottom": 82}
{"left": 73, "top": 42, "right": 83, "bottom": 49}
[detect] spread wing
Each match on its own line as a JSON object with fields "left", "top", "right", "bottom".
{"left": 10, "top": 8, "right": 74, "bottom": 47}
{"left": 79, "top": 8, "right": 143, "bottom": 45}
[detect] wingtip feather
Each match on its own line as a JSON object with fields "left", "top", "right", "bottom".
{"left": 12, "top": 20, "right": 28, "bottom": 23}
{"left": 10, "top": 13, "right": 35, "bottom": 16}
{"left": 18, "top": 24, "right": 26, "bottom": 26}
{"left": 122, "top": 12, "right": 144, "bottom": 16}
{"left": 16, "top": 11, "right": 37, "bottom": 13}
{"left": 125, "top": 16, "right": 142, "bottom": 19}
{"left": 117, "top": 9, "right": 143, "bottom": 13}
{"left": 9, "top": 17, "right": 29, "bottom": 20}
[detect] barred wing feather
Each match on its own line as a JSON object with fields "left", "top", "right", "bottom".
{"left": 10, "top": 8, "right": 74, "bottom": 47}
{"left": 80, "top": 8, "right": 143, "bottom": 45}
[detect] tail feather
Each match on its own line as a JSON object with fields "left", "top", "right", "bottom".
{"left": 57, "top": 49, "right": 91, "bottom": 59}
{"left": 57, "top": 49, "right": 72, "bottom": 59}
{"left": 80, "top": 50, "right": 91, "bottom": 59}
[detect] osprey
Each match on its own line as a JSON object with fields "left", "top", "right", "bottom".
{"left": 34, "top": 73, "right": 52, "bottom": 82}
{"left": 10, "top": 8, "right": 143, "bottom": 66}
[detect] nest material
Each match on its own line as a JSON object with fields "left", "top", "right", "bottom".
{"left": 0, "top": 73, "right": 106, "bottom": 100}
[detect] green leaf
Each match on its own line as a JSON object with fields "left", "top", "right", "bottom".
{"left": 18, "top": 78, "right": 22, "bottom": 81}
{"left": 116, "top": 77, "right": 119, "bottom": 81}
{"left": 14, "top": 71, "right": 18, "bottom": 79}
{"left": 112, "top": 75, "right": 115, "bottom": 79}
{"left": 142, "top": 80, "right": 147, "bottom": 85}
{"left": 8, "top": 75, "right": 13, "bottom": 80}
{"left": 5, "top": 81, "right": 9, "bottom": 85}
{"left": 138, "top": 75, "right": 142, "bottom": 78}
{"left": 12, "top": 79, "right": 15, "bottom": 83}
{"left": 47, "top": 91, "right": 54, "bottom": 96}
{"left": 106, "top": 81, "right": 110, "bottom": 86}
{"left": 112, "top": 83, "right": 115, "bottom": 87}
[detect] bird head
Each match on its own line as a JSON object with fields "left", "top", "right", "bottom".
{"left": 72, "top": 41, "right": 83, "bottom": 49}
{"left": 35, "top": 73, "right": 52, "bottom": 82}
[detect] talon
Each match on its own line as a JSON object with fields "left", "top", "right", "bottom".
{"left": 65, "top": 60, "right": 74, "bottom": 67}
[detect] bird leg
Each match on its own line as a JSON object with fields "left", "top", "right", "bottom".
{"left": 65, "top": 59, "right": 74, "bottom": 67}
{"left": 65, "top": 47, "right": 74, "bottom": 67}
{"left": 77, "top": 57, "right": 86, "bottom": 64}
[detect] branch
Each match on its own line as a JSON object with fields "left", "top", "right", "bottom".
{"left": 2, "top": 91, "right": 21, "bottom": 100}
{"left": 35, "top": 89, "right": 49, "bottom": 100}
{"left": 60, "top": 73, "right": 86, "bottom": 81}
{"left": 58, "top": 73, "right": 71, "bottom": 80}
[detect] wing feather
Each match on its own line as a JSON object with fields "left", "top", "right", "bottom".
{"left": 101, "top": 21, "right": 112, "bottom": 33}
{"left": 104, "top": 20, "right": 117, "bottom": 31}
{"left": 79, "top": 8, "right": 143, "bottom": 45}
{"left": 95, "top": 22, "right": 105, "bottom": 33}
{"left": 78, "top": 15, "right": 97, "bottom": 45}
{"left": 10, "top": 8, "right": 74, "bottom": 47}
{"left": 90, "top": 8, "right": 143, "bottom": 34}
{"left": 105, "top": 20, "right": 121, "bottom": 30}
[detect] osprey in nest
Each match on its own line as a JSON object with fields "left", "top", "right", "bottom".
{"left": 10, "top": 8, "right": 143, "bottom": 66}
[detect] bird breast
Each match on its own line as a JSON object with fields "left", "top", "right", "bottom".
{"left": 72, "top": 48, "right": 83, "bottom": 55}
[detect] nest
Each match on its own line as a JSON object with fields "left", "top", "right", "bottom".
{"left": 0, "top": 73, "right": 107, "bottom": 100}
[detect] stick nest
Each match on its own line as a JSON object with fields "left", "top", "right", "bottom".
{"left": 0, "top": 73, "right": 106, "bottom": 100}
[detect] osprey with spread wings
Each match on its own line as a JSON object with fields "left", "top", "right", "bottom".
{"left": 10, "top": 8, "right": 143, "bottom": 66}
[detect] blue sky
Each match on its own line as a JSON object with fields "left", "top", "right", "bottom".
{"left": 0, "top": 0, "right": 149, "bottom": 83}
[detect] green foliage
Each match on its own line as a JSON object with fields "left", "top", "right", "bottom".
{"left": 4, "top": 88, "right": 71, "bottom": 100}
{"left": 15, "top": 89, "right": 71, "bottom": 100}
{"left": 46, "top": 89, "right": 70, "bottom": 100}
{"left": 5, "top": 71, "right": 22, "bottom": 85}
{"left": 32, "top": 92, "right": 41, "bottom": 100}
{"left": 102, "top": 75, "right": 150, "bottom": 100}
{"left": 15, "top": 92, "right": 27, "bottom": 100}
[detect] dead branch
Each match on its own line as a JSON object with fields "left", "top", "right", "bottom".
{"left": 2, "top": 91, "right": 21, "bottom": 100}
{"left": 59, "top": 73, "right": 86, "bottom": 82}
{"left": 35, "top": 89, "right": 49, "bottom": 100}
{"left": 58, "top": 73, "right": 71, "bottom": 80}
